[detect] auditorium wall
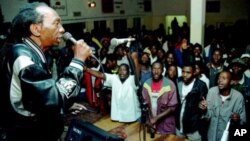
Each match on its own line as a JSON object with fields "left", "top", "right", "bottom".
{"left": 0, "top": 0, "right": 249, "bottom": 34}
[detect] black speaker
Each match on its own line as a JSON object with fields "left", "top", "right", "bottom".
{"left": 65, "top": 119, "right": 124, "bottom": 141}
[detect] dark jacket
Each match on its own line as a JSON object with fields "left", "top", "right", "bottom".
{"left": 0, "top": 38, "right": 84, "bottom": 141}
{"left": 176, "top": 78, "right": 208, "bottom": 134}
{"left": 231, "top": 75, "right": 250, "bottom": 126}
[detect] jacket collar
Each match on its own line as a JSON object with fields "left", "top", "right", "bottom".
{"left": 22, "top": 37, "right": 46, "bottom": 63}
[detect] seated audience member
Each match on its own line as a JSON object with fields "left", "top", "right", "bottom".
{"left": 142, "top": 61, "right": 178, "bottom": 135}
{"left": 199, "top": 71, "right": 246, "bottom": 141}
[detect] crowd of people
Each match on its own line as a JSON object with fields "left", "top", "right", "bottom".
{"left": 71, "top": 22, "right": 249, "bottom": 141}
{"left": 0, "top": 1, "right": 250, "bottom": 141}
{"left": 74, "top": 16, "right": 250, "bottom": 141}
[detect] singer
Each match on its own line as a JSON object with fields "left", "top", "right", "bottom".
{"left": 0, "top": 2, "right": 91, "bottom": 141}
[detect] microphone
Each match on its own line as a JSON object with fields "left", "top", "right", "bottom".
{"left": 110, "top": 37, "right": 136, "bottom": 47}
{"left": 62, "top": 32, "right": 77, "bottom": 44}
{"left": 62, "top": 32, "right": 96, "bottom": 56}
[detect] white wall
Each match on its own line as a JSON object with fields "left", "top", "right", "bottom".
{"left": 0, "top": 0, "right": 148, "bottom": 23}
{"left": 152, "top": 0, "right": 189, "bottom": 16}
{"left": 151, "top": 0, "right": 249, "bottom": 28}
{"left": 0, "top": 0, "right": 28, "bottom": 22}
{"left": 0, "top": 0, "right": 249, "bottom": 31}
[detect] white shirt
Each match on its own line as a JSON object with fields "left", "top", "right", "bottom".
{"left": 180, "top": 79, "right": 196, "bottom": 133}
{"left": 150, "top": 92, "right": 160, "bottom": 117}
{"left": 163, "top": 66, "right": 182, "bottom": 78}
{"left": 162, "top": 41, "right": 169, "bottom": 52}
{"left": 117, "top": 56, "right": 130, "bottom": 66}
{"left": 150, "top": 55, "right": 158, "bottom": 64}
{"left": 244, "top": 69, "right": 250, "bottom": 78}
{"left": 199, "top": 73, "right": 210, "bottom": 89}
{"left": 220, "top": 95, "right": 230, "bottom": 103}
{"left": 104, "top": 74, "right": 141, "bottom": 122}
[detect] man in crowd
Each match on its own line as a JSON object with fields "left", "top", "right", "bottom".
{"left": 142, "top": 61, "right": 178, "bottom": 135}
{"left": 199, "top": 71, "right": 246, "bottom": 141}
{"left": 230, "top": 58, "right": 250, "bottom": 138}
{"left": 176, "top": 63, "right": 208, "bottom": 141}
{"left": 0, "top": 2, "right": 91, "bottom": 141}
{"left": 85, "top": 53, "right": 141, "bottom": 122}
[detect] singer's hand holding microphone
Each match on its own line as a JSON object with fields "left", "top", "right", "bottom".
{"left": 62, "top": 32, "right": 136, "bottom": 62}
{"left": 62, "top": 32, "right": 92, "bottom": 62}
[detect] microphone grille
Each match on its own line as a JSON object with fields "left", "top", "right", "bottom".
{"left": 110, "top": 38, "right": 118, "bottom": 46}
{"left": 62, "top": 32, "right": 72, "bottom": 41}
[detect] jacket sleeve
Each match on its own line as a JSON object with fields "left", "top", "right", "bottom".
{"left": 18, "top": 57, "right": 84, "bottom": 115}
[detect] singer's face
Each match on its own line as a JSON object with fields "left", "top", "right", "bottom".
{"left": 36, "top": 6, "right": 65, "bottom": 49}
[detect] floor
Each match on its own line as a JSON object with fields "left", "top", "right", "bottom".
{"left": 60, "top": 102, "right": 189, "bottom": 141}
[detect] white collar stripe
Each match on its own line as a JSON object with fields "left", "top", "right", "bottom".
{"left": 23, "top": 38, "right": 46, "bottom": 63}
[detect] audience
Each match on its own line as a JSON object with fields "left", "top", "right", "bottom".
{"left": 2, "top": 8, "right": 250, "bottom": 139}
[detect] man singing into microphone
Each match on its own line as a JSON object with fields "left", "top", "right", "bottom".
{"left": 0, "top": 2, "right": 91, "bottom": 141}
